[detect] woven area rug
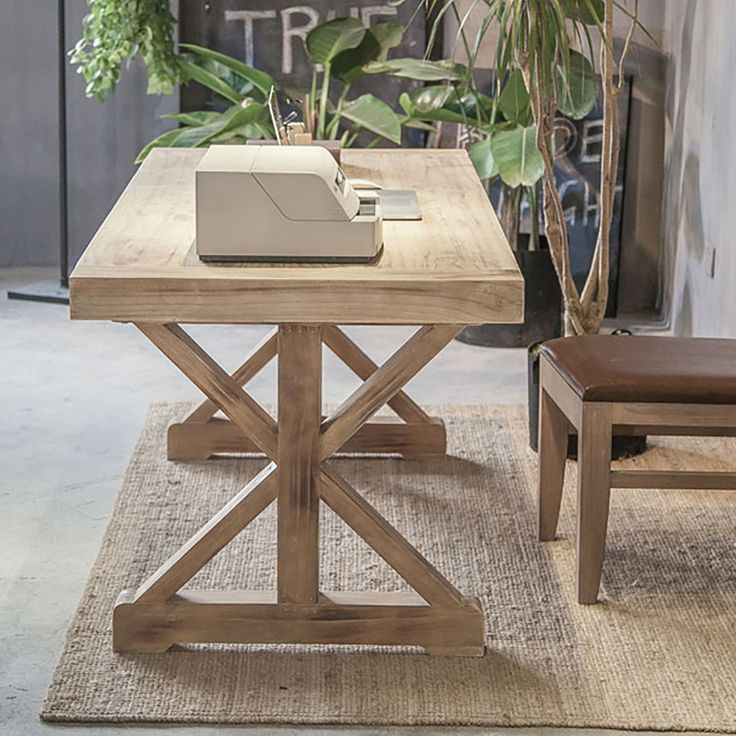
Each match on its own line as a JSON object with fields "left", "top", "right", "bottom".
{"left": 43, "top": 404, "right": 736, "bottom": 730}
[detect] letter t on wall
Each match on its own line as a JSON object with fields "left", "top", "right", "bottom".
{"left": 281, "top": 7, "right": 320, "bottom": 75}
{"left": 225, "top": 10, "right": 277, "bottom": 66}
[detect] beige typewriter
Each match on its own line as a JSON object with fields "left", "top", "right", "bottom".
{"left": 195, "top": 145, "right": 382, "bottom": 263}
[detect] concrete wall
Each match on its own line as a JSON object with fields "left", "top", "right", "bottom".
{"left": 0, "top": 1, "right": 177, "bottom": 271}
{"left": 661, "top": 0, "right": 736, "bottom": 336}
{"left": 0, "top": 1, "right": 61, "bottom": 268}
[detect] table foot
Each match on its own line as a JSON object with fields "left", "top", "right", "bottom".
{"left": 113, "top": 590, "right": 484, "bottom": 656}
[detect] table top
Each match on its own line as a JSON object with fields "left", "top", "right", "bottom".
{"left": 70, "top": 148, "right": 523, "bottom": 325}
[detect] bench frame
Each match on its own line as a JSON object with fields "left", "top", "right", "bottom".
{"left": 538, "top": 354, "right": 736, "bottom": 604}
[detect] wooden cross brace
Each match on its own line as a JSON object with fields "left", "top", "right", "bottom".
{"left": 113, "top": 323, "right": 484, "bottom": 657}
{"left": 166, "top": 325, "right": 448, "bottom": 461}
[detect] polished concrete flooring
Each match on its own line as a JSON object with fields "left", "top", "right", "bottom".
{"left": 1, "top": 268, "right": 704, "bottom": 736}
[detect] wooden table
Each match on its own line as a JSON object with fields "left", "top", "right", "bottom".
{"left": 70, "top": 148, "right": 523, "bottom": 657}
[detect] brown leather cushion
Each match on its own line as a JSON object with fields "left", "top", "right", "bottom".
{"left": 540, "top": 336, "right": 736, "bottom": 404}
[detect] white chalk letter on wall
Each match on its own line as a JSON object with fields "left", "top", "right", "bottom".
{"left": 282, "top": 7, "right": 320, "bottom": 74}
{"left": 580, "top": 120, "right": 604, "bottom": 164}
{"left": 360, "top": 5, "right": 398, "bottom": 26}
{"left": 225, "top": 10, "right": 277, "bottom": 66}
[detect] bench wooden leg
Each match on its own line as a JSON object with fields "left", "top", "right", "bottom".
{"left": 537, "top": 388, "right": 569, "bottom": 542}
{"left": 576, "top": 403, "right": 613, "bottom": 604}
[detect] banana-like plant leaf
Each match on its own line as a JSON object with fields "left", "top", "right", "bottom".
{"left": 145, "top": 102, "right": 265, "bottom": 157}
{"left": 331, "top": 23, "right": 404, "bottom": 83}
{"left": 410, "top": 106, "right": 468, "bottom": 125}
{"left": 557, "top": 50, "right": 598, "bottom": 119}
{"left": 181, "top": 43, "right": 275, "bottom": 98}
{"left": 171, "top": 104, "right": 266, "bottom": 149}
{"left": 306, "top": 17, "right": 366, "bottom": 66}
{"left": 412, "top": 84, "right": 456, "bottom": 113}
{"left": 490, "top": 125, "right": 544, "bottom": 188}
{"left": 469, "top": 138, "right": 498, "bottom": 181}
{"left": 370, "top": 23, "right": 404, "bottom": 61}
{"left": 161, "top": 111, "right": 221, "bottom": 127}
{"left": 402, "top": 117, "right": 437, "bottom": 132}
{"left": 135, "top": 128, "right": 186, "bottom": 164}
{"left": 365, "top": 58, "right": 466, "bottom": 81}
{"left": 341, "top": 94, "right": 401, "bottom": 144}
{"left": 497, "top": 69, "right": 530, "bottom": 123}
{"left": 181, "top": 59, "right": 243, "bottom": 104}
{"left": 332, "top": 30, "right": 380, "bottom": 83}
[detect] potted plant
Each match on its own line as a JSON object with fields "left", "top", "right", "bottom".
{"left": 374, "top": 0, "right": 646, "bottom": 455}
{"left": 132, "top": 17, "right": 432, "bottom": 160}
{"left": 368, "top": 52, "right": 600, "bottom": 347}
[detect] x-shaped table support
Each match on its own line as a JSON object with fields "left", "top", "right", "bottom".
{"left": 114, "top": 323, "right": 484, "bottom": 656}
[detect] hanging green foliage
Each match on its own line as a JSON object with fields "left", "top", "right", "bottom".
{"left": 70, "top": 0, "right": 181, "bottom": 100}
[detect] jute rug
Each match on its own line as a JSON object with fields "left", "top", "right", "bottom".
{"left": 42, "top": 404, "right": 736, "bottom": 730}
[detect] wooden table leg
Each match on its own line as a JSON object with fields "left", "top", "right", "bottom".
{"left": 114, "top": 322, "right": 484, "bottom": 656}
{"left": 277, "top": 325, "right": 321, "bottom": 604}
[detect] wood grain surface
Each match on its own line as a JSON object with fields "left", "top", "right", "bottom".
{"left": 70, "top": 149, "right": 523, "bottom": 325}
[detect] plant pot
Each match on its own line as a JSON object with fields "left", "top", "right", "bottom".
{"left": 456, "top": 236, "right": 562, "bottom": 348}
{"left": 527, "top": 340, "right": 648, "bottom": 460}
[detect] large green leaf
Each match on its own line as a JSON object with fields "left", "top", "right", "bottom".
{"left": 138, "top": 104, "right": 268, "bottom": 161}
{"left": 497, "top": 69, "right": 530, "bottom": 123}
{"left": 408, "top": 87, "right": 495, "bottom": 128}
{"left": 365, "top": 58, "right": 466, "bottom": 81}
{"left": 172, "top": 104, "right": 266, "bottom": 148}
{"left": 181, "top": 59, "right": 243, "bottom": 104}
{"left": 341, "top": 94, "right": 401, "bottom": 144}
{"left": 161, "top": 111, "right": 222, "bottom": 127}
{"left": 181, "top": 43, "right": 275, "bottom": 98}
{"left": 412, "top": 84, "right": 456, "bottom": 113}
{"left": 490, "top": 125, "right": 544, "bottom": 188}
{"left": 369, "top": 23, "right": 404, "bottom": 61}
{"left": 557, "top": 50, "right": 598, "bottom": 119}
{"left": 331, "top": 23, "right": 404, "bottom": 84}
{"left": 135, "top": 128, "right": 186, "bottom": 164}
{"left": 306, "top": 18, "right": 366, "bottom": 66}
{"left": 402, "top": 118, "right": 437, "bottom": 132}
{"left": 332, "top": 30, "right": 380, "bottom": 83}
{"left": 468, "top": 138, "right": 498, "bottom": 181}
{"left": 411, "top": 107, "right": 468, "bottom": 125}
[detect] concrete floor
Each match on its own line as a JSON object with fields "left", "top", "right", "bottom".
{"left": 0, "top": 268, "right": 705, "bottom": 736}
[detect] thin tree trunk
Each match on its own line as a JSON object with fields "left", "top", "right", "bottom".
{"left": 524, "top": 0, "right": 636, "bottom": 335}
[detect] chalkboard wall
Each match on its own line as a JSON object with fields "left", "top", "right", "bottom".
{"left": 179, "top": 1, "right": 427, "bottom": 116}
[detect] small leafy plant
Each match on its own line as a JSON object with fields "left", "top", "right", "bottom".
{"left": 136, "top": 17, "right": 422, "bottom": 163}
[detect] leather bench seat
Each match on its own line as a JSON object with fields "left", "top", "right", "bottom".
{"left": 540, "top": 335, "right": 736, "bottom": 404}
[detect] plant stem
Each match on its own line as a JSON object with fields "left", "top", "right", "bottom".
{"left": 317, "top": 64, "right": 331, "bottom": 139}
{"left": 307, "top": 69, "right": 318, "bottom": 134}
{"left": 529, "top": 181, "right": 540, "bottom": 251}
{"left": 326, "top": 83, "right": 351, "bottom": 140}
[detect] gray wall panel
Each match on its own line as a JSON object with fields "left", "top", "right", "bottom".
{"left": 0, "top": 0, "right": 61, "bottom": 267}
{"left": 0, "top": 1, "right": 178, "bottom": 270}
{"left": 64, "top": 0, "right": 178, "bottom": 270}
